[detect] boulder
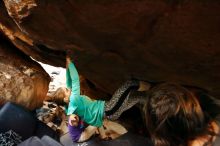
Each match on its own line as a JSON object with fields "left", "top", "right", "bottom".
{"left": 0, "top": 34, "right": 50, "bottom": 110}
{"left": 0, "top": 0, "right": 220, "bottom": 98}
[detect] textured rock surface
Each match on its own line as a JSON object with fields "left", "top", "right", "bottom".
{"left": 0, "top": 0, "right": 220, "bottom": 98}
{"left": 0, "top": 34, "right": 50, "bottom": 109}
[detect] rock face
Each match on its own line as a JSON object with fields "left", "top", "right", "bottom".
{"left": 0, "top": 0, "right": 220, "bottom": 98}
{"left": 0, "top": 34, "right": 50, "bottom": 110}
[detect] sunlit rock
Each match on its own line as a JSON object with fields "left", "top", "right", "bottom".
{"left": 0, "top": 34, "right": 50, "bottom": 110}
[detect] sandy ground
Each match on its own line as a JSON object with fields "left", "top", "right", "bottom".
{"left": 39, "top": 62, "right": 66, "bottom": 92}
{"left": 37, "top": 62, "right": 68, "bottom": 135}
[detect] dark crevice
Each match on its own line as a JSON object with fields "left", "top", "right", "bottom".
{"left": 35, "top": 43, "right": 66, "bottom": 57}
{"left": 85, "top": 79, "right": 97, "bottom": 89}
{"left": 120, "top": 105, "right": 149, "bottom": 136}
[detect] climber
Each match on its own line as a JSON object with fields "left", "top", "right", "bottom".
{"left": 65, "top": 55, "right": 149, "bottom": 142}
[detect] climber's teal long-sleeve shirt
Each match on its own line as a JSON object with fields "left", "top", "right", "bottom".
{"left": 66, "top": 61, "right": 105, "bottom": 127}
